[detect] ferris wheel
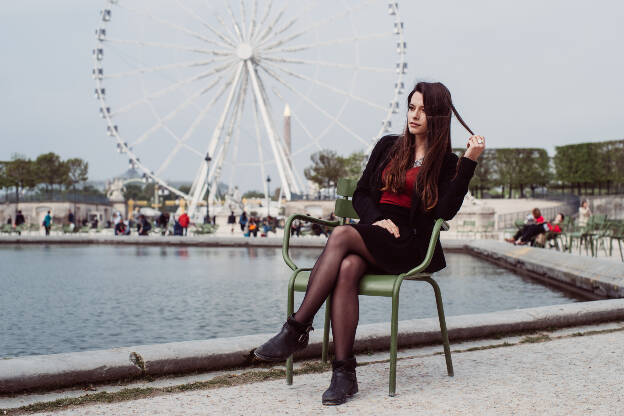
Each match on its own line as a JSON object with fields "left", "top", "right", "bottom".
{"left": 93, "top": 0, "right": 407, "bottom": 218}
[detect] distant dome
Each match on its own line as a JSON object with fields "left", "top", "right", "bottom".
{"left": 115, "top": 167, "right": 142, "bottom": 181}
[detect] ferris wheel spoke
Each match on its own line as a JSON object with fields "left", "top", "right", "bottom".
{"left": 155, "top": 67, "right": 241, "bottom": 176}
{"left": 208, "top": 69, "right": 248, "bottom": 201}
{"left": 248, "top": 0, "right": 259, "bottom": 40}
{"left": 111, "top": 60, "right": 236, "bottom": 117}
{"left": 262, "top": 61, "right": 386, "bottom": 111}
{"left": 251, "top": 96, "right": 269, "bottom": 198}
{"left": 258, "top": 63, "right": 369, "bottom": 147}
{"left": 131, "top": 76, "right": 223, "bottom": 148}
{"left": 161, "top": 124, "right": 205, "bottom": 158}
{"left": 239, "top": 0, "right": 248, "bottom": 41}
{"left": 252, "top": 3, "right": 287, "bottom": 44}
{"left": 174, "top": 0, "right": 238, "bottom": 48}
{"left": 259, "top": 0, "right": 375, "bottom": 51}
{"left": 116, "top": 3, "right": 233, "bottom": 50}
{"left": 104, "top": 57, "right": 229, "bottom": 79}
{"left": 257, "top": 0, "right": 273, "bottom": 32}
{"left": 214, "top": 14, "right": 240, "bottom": 47}
{"left": 225, "top": 3, "right": 244, "bottom": 42}
{"left": 105, "top": 38, "right": 222, "bottom": 55}
{"left": 260, "top": 56, "right": 394, "bottom": 74}
{"left": 265, "top": 32, "right": 393, "bottom": 54}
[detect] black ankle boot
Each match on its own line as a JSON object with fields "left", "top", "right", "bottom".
{"left": 254, "top": 314, "right": 313, "bottom": 362}
{"left": 322, "top": 357, "right": 358, "bottom": 406}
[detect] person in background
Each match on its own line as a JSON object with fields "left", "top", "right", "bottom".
{"left": 15, "top": 210, "right": 25, "bottom": 235}
{"left": 137, "top": 214, "right": 151, "bottom": 236}
{"left": 506, "top": 208, "right": 544, "bottom": 244}
{"left": 7, "top": 217, "right": 12, "bottom": 226}
{"left": 239, "top": 211, "right": 248, "bottom": 232}
{"left": 157, "top": 212, "right": 169, "bottom": 236}
{"left": 178, "top": 211, "right": 190, "bottom": 236}
{"left": 291, "top": 218, "right": 302, "bottom": 237}
{"left": 507, "top": 212, "right": 564, "bottom": 246}
{"left": 42, "top": 211, "right": 52, "bottom": 236}
{"left": 577, "top": 199, "right": 592, "bottom": 228}
{"left": 227, "top": 211, "right": 236, "bottom": 233}
{"left": 15, "top": 210, "right": 25, "bottom": 226}
{"left": 67, "top": 210, "right": 75, "bottom": 232}
{"left": 248, "top": 218, "right": 258, "bottom": 237}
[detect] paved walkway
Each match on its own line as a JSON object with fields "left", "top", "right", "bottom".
{"left": 9, "top": 323, "right": 622, "bottom": 415}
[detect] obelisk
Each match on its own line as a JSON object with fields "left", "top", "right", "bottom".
{"left": 283, "top": 104, "right": 292, "bottom": 170}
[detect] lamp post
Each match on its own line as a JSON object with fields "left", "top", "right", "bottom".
{"left": 204, "top": 152, "right": 212, "bottom": 224}
{"left": 266, "top": 175, "right": 271, "bottom": 217}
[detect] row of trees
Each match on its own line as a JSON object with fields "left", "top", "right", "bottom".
{"left": 304, "top": 150, "right": 367, "bottom": 198}
{"left": 0, "top": 153, "right": 90, "bottom": 207}
{"left": 465, "top": 139, "right": 624, "bottom": 198}
{"left": 303, "top": 139, "right": 624, "bottom": 198}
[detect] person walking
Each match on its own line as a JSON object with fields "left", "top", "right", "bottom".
{"left": 227, "top": 211, "right": 236, "bottom": 233}
{"left": 178, "top": 212, "right": 190, "bottom": 236}
{"left": 67, "top": 210, "right": 75, "bottom": 232}
{"left": 253, "top": 82, "right": 484, "bottom": 405}
{"left": 239, "top": 211, "right": 248, "bottom": 232}
{"left": 42, "top": 211, "right": 52, "bottom": 236}
{"left": 14, "top": 210, "right": 25, "bottom": 235}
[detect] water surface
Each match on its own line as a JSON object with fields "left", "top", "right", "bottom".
{"left": 0, "top": 245, "right": 581, "bottom": 357}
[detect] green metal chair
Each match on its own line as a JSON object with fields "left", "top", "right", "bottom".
{"left": 607, "top": 220, "right": 624, "bottom": 262}
{"left": 282, "top": 178, "right": 453, "bottom": 397}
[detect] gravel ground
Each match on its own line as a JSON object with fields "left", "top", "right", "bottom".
{"left": 25, "top": 326, "right": 624, "bottom": 416}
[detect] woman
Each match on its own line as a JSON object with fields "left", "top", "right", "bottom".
{"left": 254, "top": 82, "right": 485, "bottom": 405}
{"left": 578, "top": 200, "right": 591, "bottom": 228}
{"left": 505, "top": 208, "right": 545, "bottom": 245}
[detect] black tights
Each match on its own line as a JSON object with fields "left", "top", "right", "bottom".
{"left": 294, "top": 225, "right": 380, "bottom": 361}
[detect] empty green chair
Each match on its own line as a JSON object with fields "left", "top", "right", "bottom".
{"left": 282, "top": 178, "right": 453, "bottom": 397}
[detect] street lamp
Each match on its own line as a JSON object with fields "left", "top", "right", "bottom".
{"left": 266, "top": 175, "right": 271, "bottom": 217}
{"left": 204, "top": 152, "right": 212, "bottom": 224}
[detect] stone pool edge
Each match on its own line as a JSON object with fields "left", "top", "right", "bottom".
{"left": 449, "top": 240, "right": 624, "bottom": 299}
{"left": 2, "top": 299, "right": 624, "bottom": 395}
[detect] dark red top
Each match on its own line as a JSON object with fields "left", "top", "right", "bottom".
{"left": 546, "top": 223, "right": 561, "bottom": 233}
{"left": 378, "top": 165, "right": 421, "bottom": 208}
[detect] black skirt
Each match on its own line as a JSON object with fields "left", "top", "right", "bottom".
{"left": 348, "top": 203, "right": 426, "bottom": 275}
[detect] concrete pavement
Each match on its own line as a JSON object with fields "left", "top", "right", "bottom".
{"left": 3, "top": 321, "right": 623, "bottom": 415}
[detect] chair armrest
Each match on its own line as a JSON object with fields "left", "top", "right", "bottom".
{"left": 401, "top": 218, "right": 447, "bottom": 278}
{"left": 441, "top": 221, "right": 450, "bottom": 231}
{"left": 282, "top": 214, "right": 341, "bottom": 270}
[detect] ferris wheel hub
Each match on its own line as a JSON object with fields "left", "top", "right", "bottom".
{"left": 236, "top": 43, "right": 254, "bottom": 60}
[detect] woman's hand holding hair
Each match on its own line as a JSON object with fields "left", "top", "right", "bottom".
{"left": 373, "top": 218, "right": 400, "bottom": 238}
{"left": 464, "top": 135, "right": 486, "bottom": 161}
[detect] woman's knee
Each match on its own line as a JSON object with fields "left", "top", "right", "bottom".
{"left": 327, "top": 225, "right": 355, "bottom": 246}
{"left": 336, "top": 254, "right": 367, "bottom": 288}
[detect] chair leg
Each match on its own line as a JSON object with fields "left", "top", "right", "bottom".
{"left": 322, "top": 295, "right": 331, "bottom": 363}
{"left": 286, "top": 284, "right": 295, "bottom": 385}
{"left": 425, "top": 277, "right": 454, "bottom": 377}
{"left": 389, "top": 291, "right": 400, "bottom": 397}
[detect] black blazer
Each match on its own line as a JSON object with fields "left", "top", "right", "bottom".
{"left": 352, "top": 135, "right": 478, "bottom": 273}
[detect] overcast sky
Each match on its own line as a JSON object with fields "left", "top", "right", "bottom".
{"left": 0, "top": 0, "right": 622, "bottom": 192}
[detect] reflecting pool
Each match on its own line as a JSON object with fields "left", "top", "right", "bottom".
{"left": 0, "top": 245, "right": 582, "bottom": 358}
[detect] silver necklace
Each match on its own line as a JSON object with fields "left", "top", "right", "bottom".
{"left": 413, "top": 157, "right": 424, "bottom": 167}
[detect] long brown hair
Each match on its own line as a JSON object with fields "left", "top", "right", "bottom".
{"left": 379, "top": 82, "right": 474, "bottom": 211}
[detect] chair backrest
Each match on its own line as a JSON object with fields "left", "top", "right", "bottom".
{"left": 335, "top": 178, "right": 359, "bottom": 222}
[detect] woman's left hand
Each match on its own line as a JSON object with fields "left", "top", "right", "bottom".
{"left": 464, "top": 135, "right": 485, "bottom": 161}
